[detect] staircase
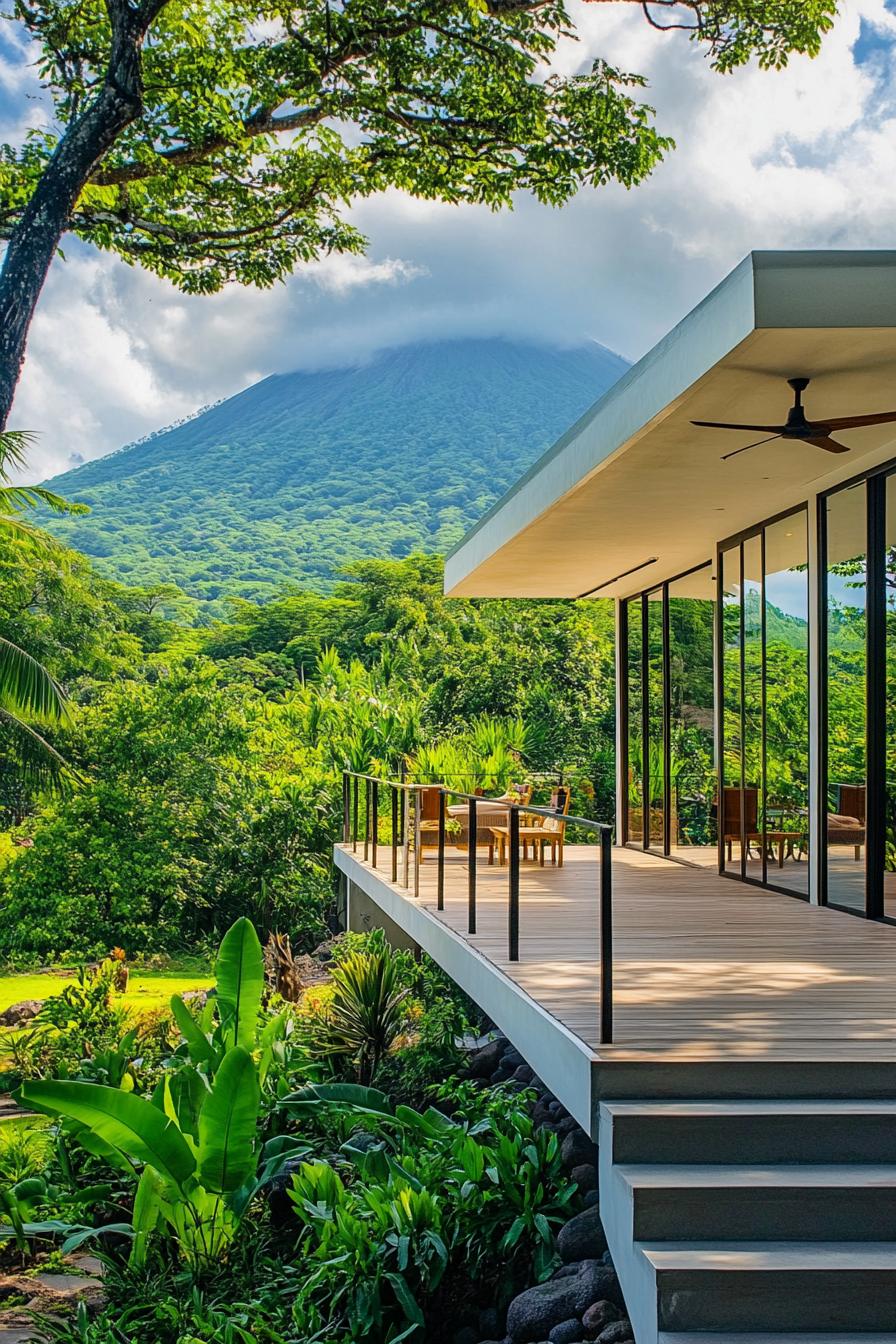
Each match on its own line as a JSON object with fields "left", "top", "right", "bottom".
{"left": 598, "top": 1099, "right": 896, "bottom": 1343}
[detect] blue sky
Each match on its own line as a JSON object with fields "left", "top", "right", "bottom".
{"left": 3, "top": 2, "right": 896, "bottom": 482}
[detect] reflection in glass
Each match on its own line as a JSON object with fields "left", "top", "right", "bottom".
{"left": 721, "top": 546, "right": 743, "bottom": 875}
{"left": 886, "top": 476, "right": 896, "bottom": 916}
{"left": 626, "top": 597, "right": 643, "bottom": 845}
{"left": 743, "top": 536, "right": 763, "bottom": 882}
{"left": 668, "top": 566, "right": 717, "bottom": 862}
{"left": 825, "top": 484, "right": 867, "bottom": 912}
{"left": 647, "top": 589, "right": 665, "bottom": 851}
{"left": 764, "top": 514, "right": 809, "bottom": 896}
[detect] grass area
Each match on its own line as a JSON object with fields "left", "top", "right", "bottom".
{"left": 0, "top": 966, "right": 213, "bottom": 1016}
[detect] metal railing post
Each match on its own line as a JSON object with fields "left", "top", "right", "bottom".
{"left": 342, "top": 771, "right": 350, "bottom": 843}
{"left": 467, "top": 795, "right": 477, "bottom": 933}
{"left": 371, "top": 780, "right": 378, "bottom": 869}
{"left": 600, "top": 827, "right": 613, "bottom": 1044}
{"left": 413, "top": 787, "right": 421, "bottom": 899}
{"left": 509, "top": 804, "right": 520, "bottom": 960}
{"left": 402, "top": 786, "right": 409, "bottom": 888}
{"left": 352, "top": 774, "right": 358, "bottom": 852}
{"left": 391, "top": 785, "right": 398, "bottom": 883}
{"left": 437, "top": 789, "right": 446, "bottom": 910}
{"left": 364, "top": 778, "right": 371, "bottom": 862}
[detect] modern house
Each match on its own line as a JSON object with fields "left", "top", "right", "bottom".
{"left": 335, "top": 253, "right": 896, "bottom": 1341}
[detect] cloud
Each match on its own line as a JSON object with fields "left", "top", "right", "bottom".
{"left": 4, "top": 0, "right": 896, "bottom": 481}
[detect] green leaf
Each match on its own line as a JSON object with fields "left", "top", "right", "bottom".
{"left": 386, "top": 1272, "right": 425, "bottom": 1326}
{"left": 281, "top": 1082, "right": 394, "bottom": 1116}
{"left": 129, "top": 1166, "right": 164, "bottom": 1267}
{"left": 16, "top": 1080, "right": 195, "bottom": 1190}
{"left": 170, "top": 995, "right": 213, "bottom": 1065}
{"left": 197, "top": 1046, "right": 259, "bottom": 1194}
{"left": 215, "top": 918, "right": 263, "bottom": 1051}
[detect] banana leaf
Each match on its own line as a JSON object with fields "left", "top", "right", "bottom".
{"left": 214, "top": 918, "right": 264, "bottom": 1051}
{"left": 197, "top": 1046, "right": 259, "bottom": 1194}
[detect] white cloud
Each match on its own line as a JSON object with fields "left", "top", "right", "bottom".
{"left": 5, "top": 0, "right": 896, "bottom": 481}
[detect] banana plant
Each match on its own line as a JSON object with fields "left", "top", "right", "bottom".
{"left": 15, "top": 918, "right": 307, "bottom": 1269}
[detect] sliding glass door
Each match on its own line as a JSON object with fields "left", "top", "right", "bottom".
{"left": 623, "top": 565, "right": 716, "bottom": 863}
{"left": 718, "top": 508, "right": 810, "bottom": 896}
{"left": 821, "top": 467, "right": 896, "bottom": 920}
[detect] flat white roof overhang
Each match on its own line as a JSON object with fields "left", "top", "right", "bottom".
{"left": 444, "top": 252, "right": 896, "bottom": 600}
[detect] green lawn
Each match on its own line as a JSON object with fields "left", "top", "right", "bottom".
{"left": 0, "top": 966, "right": 213, "bottom": 1017}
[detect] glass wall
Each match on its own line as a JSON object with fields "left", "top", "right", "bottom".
{"left": 719, "top": 508, "right": 810, "bottom": 896}
{"left": 668, "top": 566, "right": 717, "bottom": 857}
{"left": 646, "top": 589, "right": 665, "bottom": 853}
{"left": 824, "top": 484, "right": 867, "bottom": 913}
{"left": 721, "top": 546, "right": 743, "bottom": 875}
{"left": 763, "top": 516, "right": 810, "bottom": 896}
{"left": 625, "top": 597, "right": 643, "bottom": 846}
{"left": 624, "top": 565, "right": 716, "bottom": 864}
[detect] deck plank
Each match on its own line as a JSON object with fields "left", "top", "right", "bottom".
{"left": 338, "top": 844, "right": 896, "bottom": 1063}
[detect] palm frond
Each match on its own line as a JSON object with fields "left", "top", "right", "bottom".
{"left": 0, "top": 431, "right": 36, "bottom": 478}
{"left": 0, "top": 706, "right": 77, "bottom": 796}
{"left": 0, "top": 485, "right": 88, "bottom": 516}
{"left": 0, "top": 636, "right": 68, "bottom": 723}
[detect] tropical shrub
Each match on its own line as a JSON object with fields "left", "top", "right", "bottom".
{"left": 284, "top": 1082, "right": 579, "bottom": 1340}
{"left": 15, "top": 919, "right": 306, "bottom": 1270}
{"left": 313, "top": 945, "right": 411, "bottom": 1085}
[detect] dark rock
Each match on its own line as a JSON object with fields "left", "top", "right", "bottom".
{"left": 556, "top": 1115, "right": 578, "bottom": 1136}
{"left": 0, "top": 999, "right": 42, "bottom": 1026}
{"left": 478, "top": 1308, "right": 503, "bottom": 1338}
{"left": 514, "top": 1064, "right": 534, "bottom": 1084}
{"left": 595, "top": 1323, "right": 631, "bottom": 1344}
{"left": 552, "top": 1264, "right": 579, "bottom": 1280}
{"left": 266, "top": 1158, "right": 306, "bottom": 1227}
{"left": 581, "top": 1301, "right": 620, "bottom": 1337}
{"left": 583, "top": 1189, "right": 600, "bottom": 1210}
{"left": 503, "top": 1048, "right": 525, "bottom": 1070}
{"left": 547, "top": 1320, "right": 583, "bottom": 1343}
{"left": 601, "top": 1250, "right": 614, "bottom": 1268}
{"left": 468, "top": 1039, "right": 505, "bottom": 1079}
{"left": 506, "top": 1261, "right": 621, "bottom": 1342}
{"left": 557, "top": 1205, "right": 608, "bottom": 1264}
{"left": 548, "top": 1100, "right": 564, "bottom": 1117}
{"left": 452, "top": 1329, "right": 478, "bottom": 1344}
{"left": 561, "top": 1130, "right": 595, "bottom": 1171}
{"left": 570, "top": 1163, "right": 598, "bottom": 1195}
{"left": 533, "top": 1100, "right": 554, "bottom": 1128}
{"left": 348, "top": 1131, "right": 380, "bottom": 1152}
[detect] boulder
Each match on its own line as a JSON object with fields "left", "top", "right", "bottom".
{"left": 452, "top": 1329, "right": 478, "bottom": 1344}
{"left": 513, "top": 1064, "right": 534, "bottom": 1085}
{"left": 570, "top": 1163, "right": 598, "bottom": 1195}
{"left": 556, "top": 1115, "right": 579, "bottom": 1137}
{"left": 594, "top": 1323, "right": 632, "bottom": 1344}
{"left": 557, "top": 1206, "right": 608, "bottom": 1264}
{"left": 467, "top": 1039, "right": 505, "bottom": 1079}
{"left": 561, "top": 1130, "right": 595, "bottom": 1171}
{"left": 581, "top": 1301, "right": 620, "bottom": 1337}
{"left": 503, "top": 1048, "right": 525, "bottom": 1070}
{"left": 506, "top": 1261, "right": 621, "bottom": 1342}
{"left": 583, "top": 1189, "right": 600, "bottom": 1210}
{"left": 547, "top": 1320, "right": 583, "bottom": 1343}
{"left": 0, "top": 999, "right": 42, "bottom": 1027}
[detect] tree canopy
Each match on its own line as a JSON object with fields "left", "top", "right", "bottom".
{"left": 0, "top": 0, "right": 836, "bottom": 427}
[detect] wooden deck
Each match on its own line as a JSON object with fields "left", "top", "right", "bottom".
{"left": 338, "top": 842, "right": 896, "bottom": 1065}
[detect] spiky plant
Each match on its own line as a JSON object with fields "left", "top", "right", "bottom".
{"left": 318, "top": 947, "right": 410, "bottom": 1085}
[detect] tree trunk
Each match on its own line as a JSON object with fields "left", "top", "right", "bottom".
{"left": 0, "top": 8, "right": 149, "bottom": 431}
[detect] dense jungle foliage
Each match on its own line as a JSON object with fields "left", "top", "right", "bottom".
{"left": 0, "top": 536, "right": 617, "bottom": 961}
{"left": 39, "top": 340, "right": 628, "bottom": 604}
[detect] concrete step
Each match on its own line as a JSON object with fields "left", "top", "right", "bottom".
{"left": 643, "top": 1241, "right": 896, "bottom": 1333}
{"left": 621, "top": 1162, "right": 896, "bottom": 1241}
{"left": 605, "top": 1099, "right": 896, "bottom": 1164}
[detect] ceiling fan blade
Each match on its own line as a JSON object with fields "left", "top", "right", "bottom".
{"left": 805, "top": 435, "right": 850, "bottom": 454}
{"left": 721, "top": 434, "right": 781, "bottom": 462}
{"left": 823, "top": 411, "right": 896, "bottom": 431}
{"left": 692, "top": 419, "right": 785, "bottom": 433}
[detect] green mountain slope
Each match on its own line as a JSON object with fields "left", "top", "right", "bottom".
{"left": 42, "top": 338, "right": 628, "bottom": 600}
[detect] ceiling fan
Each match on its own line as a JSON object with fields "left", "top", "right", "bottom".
{"left": 691, "top": 377, "right": 896, "bottom": 462}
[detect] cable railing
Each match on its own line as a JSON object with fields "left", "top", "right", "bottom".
{"left": 341, "top": 770, "right": 615, "bottom": 1044}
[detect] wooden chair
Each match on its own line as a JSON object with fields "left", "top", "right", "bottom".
{"left": 446, "top": 782, "right": 533, "bottom": 849}
{"left": 828, "top": 783, "right": 865, "bottom": 861}
{"left": 489, "top": 786, "right": 571, "bottom": 867}
{"left": 722, "top": 786, "right": 759, "bottom": 861}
